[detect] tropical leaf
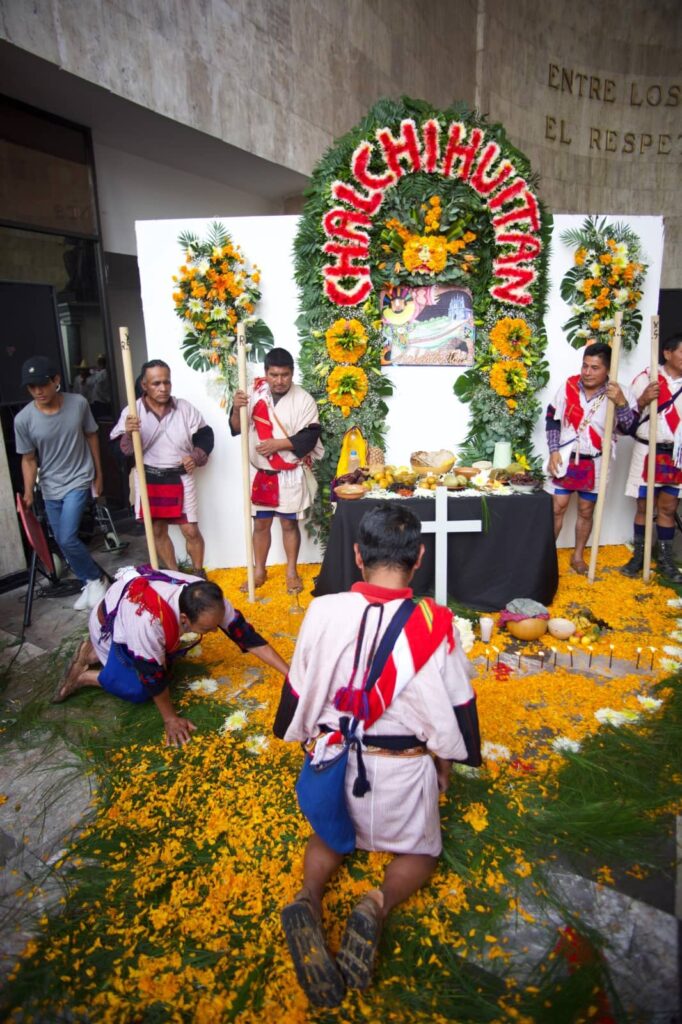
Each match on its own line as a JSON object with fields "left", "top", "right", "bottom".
{"left": 245, "top": 319, "right": 274, "bottom": 362}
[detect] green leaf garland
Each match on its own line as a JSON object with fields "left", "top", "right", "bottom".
{"left": 294, "top": 97, "right": 552, "bottom": 542}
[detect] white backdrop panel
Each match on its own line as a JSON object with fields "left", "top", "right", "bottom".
{"left": 135, "top": 215, "right": 320, "bottom": 569}
{"left": 136, "top": 212, "right": 663, "bottom": 568}
{"left": 533, "top": 215, "right": 663, "bottom": 547}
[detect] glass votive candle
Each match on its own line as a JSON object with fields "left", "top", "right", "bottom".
{"left": 479, "top": 616, "right": 494, "bottom": 643}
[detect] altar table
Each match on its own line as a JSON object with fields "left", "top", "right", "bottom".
{"left": 313, "top": 493, "right": 558, "bottom": 612}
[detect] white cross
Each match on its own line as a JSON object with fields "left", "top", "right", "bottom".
{"left": 420, "top": 486, "right": 482, "bottom": 605}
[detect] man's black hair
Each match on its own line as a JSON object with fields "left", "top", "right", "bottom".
{"left": 264, "top": 348, "right": 294, "bottom": 371}
{"left": 661, "top": 332, "right": 682, "bottom": 363}
{"left": 357, "top": 503, "right": 422, "bottom": 572}
{"left": 583, "top": 341, "right": 611, "bottom": 369}
{"left": 140, "top": 359, "right": 171, "bottom": 378}
{"left": 179, "top": 581, "right": 224, "bottom": 622}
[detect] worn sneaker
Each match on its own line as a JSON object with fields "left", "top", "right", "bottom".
{"left": 85, "top": 576, "right": 108, "bottom": 610}
{"left": 73, "top": 586, "right": 90, "bottom": 611}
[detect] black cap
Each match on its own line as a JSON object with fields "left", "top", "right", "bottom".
{"left": 21, "top": 357, "right": 58, "bottom": 387}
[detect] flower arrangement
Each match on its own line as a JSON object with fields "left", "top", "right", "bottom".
{"left": 560, "top": 216, "right": 648, "bottom": 351}
{"left": 489, "top": 317, "right": 532, "bottom": 358}
{"left": 173, "top": 221, "right": 273, "bottom": 406}
{"left": 295, "top": 98, "right": 552, "bottom": 541}
{"left": 380, "top": 197, "right": 478, "bottom": 279}
{"left": 326, "top": 365, "right": 369, "bottom": 416}
{"left": 324, "top": 318, "right": 368, "bottom": 363}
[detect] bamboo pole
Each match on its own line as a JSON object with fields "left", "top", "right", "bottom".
{"left": 237, "top": 321, "right": 255, "bottom": 602}
{"left": 588, "top": 311, "right": 623, "bottom": 583}
{"left": 118, "top": 327, "right": 158, "bottom": 569}
{"left": 642, "top": 315, "right": 659, "bottom": 582}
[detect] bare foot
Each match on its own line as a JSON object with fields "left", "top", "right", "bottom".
{"left": 570, "top": 559, "right": 588, "bottom": 575}
{"left": 53, "top": 640, "right": 95, "bottom": 704}
{"left": 286, "top": 573, "right": 303, "bottom": 594}
{"left": 240, "top": 569, "right": 267, "bottom": 593}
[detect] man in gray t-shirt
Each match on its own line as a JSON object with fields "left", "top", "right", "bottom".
{"left": 14, "top": 356, "right": 108, "bottom": 612}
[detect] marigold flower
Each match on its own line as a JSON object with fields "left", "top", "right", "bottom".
{"left": 324, "top": 318, "right": 368, "bottom": 364}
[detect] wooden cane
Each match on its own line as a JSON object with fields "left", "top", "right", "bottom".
{"left": 588, "top": 312, "right": 623, "bottom": 583}
{"left": 642, "top": 316, "right": 659, "bottom": 582}
{"left": 237, "top": 321, "right": 255, "bottom": 602}
{"left": 118, "top": 327, "right": 159, "bottom": 569}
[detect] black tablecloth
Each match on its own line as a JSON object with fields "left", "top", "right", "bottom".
{"left": 313, "top": 493, "right": 558, "bottom": 612}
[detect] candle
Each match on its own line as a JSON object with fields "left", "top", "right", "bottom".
{"left": 588, "top": 645, "right": 593, "bottom": 668}
{"left": 492, "top": 645, "right": 500, "bottom": 667}
{"left": 479, "top": 616, "right": 494, "bottom": 643}
{"left": 492, "top": 441, "right": 512, "bottom": 469}
{"left": 539, "top": 650, "right": 545, "bottom": 671}
{"left": 518, "top": 651, "right": 522, "bottom": 669}
{"left": 485, "top": 647, "right": 490, "bottom": 671}
{"left": 568, "top": 643, "right": 574, "bottom": 668}
{"left": 551, "top": 646, "right": 557, "bottom": 668}
{"left": 649, "top": 646, "right": 656, "bottom": 670}
{"left": 636, "top": 647, "right": 642, "bottom": 669}
{"left": 608, "top": 644, "right": 614, "bottom": 669}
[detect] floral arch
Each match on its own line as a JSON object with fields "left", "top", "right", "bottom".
{"left": 294, "top": 97, "right": 553, "bottom": 541}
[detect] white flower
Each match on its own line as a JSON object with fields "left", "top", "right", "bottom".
{"left": 594, "top": 707, "right": 640, "bottom": 727}
{"left": 453, "top": 616, "right": 475, "bottom": 654}
{"left": 481, "top": 741, "right": 510, "bottom": 761}
{"left": 209, "top": 303, "right": 227, "bottom": 321}
{"left": 636, "top": 695, "right": 663, "bottom": 712}
{"left": 598, "top": 318, "right": 614, "bottom": 330}
{"left": 195, "top": 257, "right": 210, "bottom": 274}
{"left": 659, "top": 657, "right": 681, "bottom": 673}
{"left": 552, "top": 736, "right": 581, "bottom": 754}
{"left": 613, "top": 288, "right": 629, "bottom": 306}
{"left": 188, "top": 298, "right": 203, "bottom": 314}
{"left": 589, "top": 262, "right": 602, "bottom": 277}
{"left": 188, "top": 677, "right": 219, "bottom": 694}
{"left": 666, "top": 597, "right": 682, "bottom": 608}
{"left": 663, "top": 645, "right": 682, "bottom": 659}
{"left": 472, "top": 471, "right": 489, "bottom": 487}
{"left": 670, "top": 630, "right": 682, "bottom": 644}
{"left": 219, "top": 710, "right": 248, "bottom": 734}
{"left": 244, "top": 734, "right": 268, "bottom": 755}
{"left": 187, "top": 645, "right": 203, "bottom": 659}
{"left": 574, "top": 326, "right": 591, "bottom": 336}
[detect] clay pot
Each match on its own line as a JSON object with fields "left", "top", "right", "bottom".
{"left": 506, "top": 618, "right": 548, "bottom": 641}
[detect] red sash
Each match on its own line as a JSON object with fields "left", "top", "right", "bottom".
{"left": 657, "top": 374, "right": 681, "bottom": 435}
{"left": 251, "top": 380, "right": 298, "bottom": 507}
{"left": 126, "top": 577, "right": 180, "bottom": 652}
{"left": 564, "top": 376, "right": 603, "bottom": 451}
{"left": 325, "top": 597, "right": 454, "bottom": 746}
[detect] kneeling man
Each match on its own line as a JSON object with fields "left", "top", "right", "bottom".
{"left": 278, "top": 503, "right": 481, "bottom": 1007}
{"left": 54, "top": 567, "right": 289, "bottom": 747}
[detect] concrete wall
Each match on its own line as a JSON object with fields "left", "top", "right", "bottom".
{"left": 1, "top": 0, "right": 680, "bottom": 286}
{"left": 0, "top": 0, "right": 477, "bottom": 175}
{"left": 481, "top": 0, "right": 682, "bottom": 288}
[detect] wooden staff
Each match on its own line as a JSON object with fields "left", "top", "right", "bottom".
{"left": 237, "top": 321, "right": 255, "bottom": 602}
{"left": 588, "top": 311, "right": 623, "bottom": 582}
{"left": 118, "top": 327, "right": 158, "bottom": 569}
{"left": 642, "top": 315, "right": 659, "bottom": 582}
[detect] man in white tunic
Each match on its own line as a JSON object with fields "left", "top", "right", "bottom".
{"left": 621, "top": 332, "right": 682, "bottom": 581}
{"left": 52, "top": 568, "right": 289, "bottom": 746}
{"left": 111, "top": 360, "right": 214, "bottom": 575}
{"left": 545, "top": 342, "right": 636, "bottom": 574}
{"left": 231, "top": 348, "right": 322, "bottom": 592}
{"left": 276, "top": 504, "right": 480, "bottom": 1007}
